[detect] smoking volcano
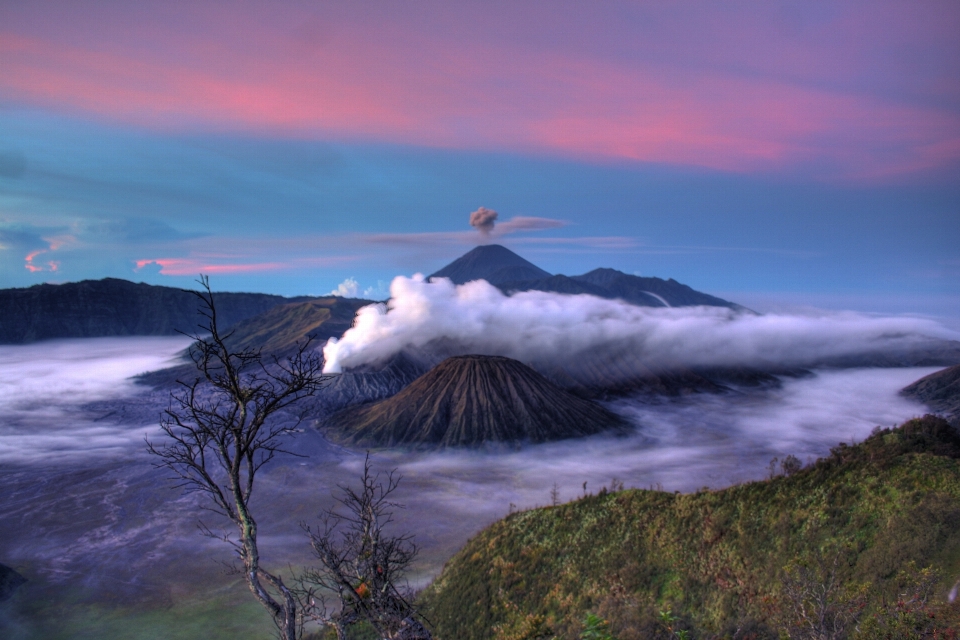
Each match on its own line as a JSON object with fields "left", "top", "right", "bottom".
{"left": 325, "top": 355, "right": 626, "bottom": 447}
{"left": 426, "top": 244, "right": 742, "bottom": 308}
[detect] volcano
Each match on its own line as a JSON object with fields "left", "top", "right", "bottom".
{"left": 428, "top": 244, "right": 552, "bottom": 285}
{"left": 428, "top": 244, "right": 743, "bottom": 309}
{"left": 325, "top": 355, "right": 626, "bottom": 447}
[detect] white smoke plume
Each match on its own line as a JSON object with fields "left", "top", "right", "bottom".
{"left": 469, "top": 206, "right": 498, "bottom": 234}
{"left": 322, "top": 275, "right": 958, "bottom": 374}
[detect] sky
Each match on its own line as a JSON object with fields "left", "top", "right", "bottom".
{"left": 1, "top": 1, "right": 958, "bottom": 320}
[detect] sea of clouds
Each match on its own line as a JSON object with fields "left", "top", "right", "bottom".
{"left": 323, "top": 276, "right": 958, "bottom": 374}
{"left": 383, "top": 366, "right": 938, "bottom": 512}
{"left": 0, "top": 317, "right": 943, "bottom": 596}
{"left": 0, "top": 336, "right": 193, "bottom": 465}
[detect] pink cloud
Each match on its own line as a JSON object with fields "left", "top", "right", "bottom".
{"left": 23, "top": 234, "right": 72, "bottom": 272}
{"left": 1, "top": 2, "right": 958, "bottom": 181}
{"left": 134, "top": 253, "right": 358, "bottom": 276}
{"left": 135, "top": 258, "right": 286, "bottom": 276}
{"left": 24, "top": 248, "right": 59, "bottom": 272}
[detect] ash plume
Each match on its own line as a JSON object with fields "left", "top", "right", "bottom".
{"left": 469, "top": 207, "right": 498, "bottom": 235}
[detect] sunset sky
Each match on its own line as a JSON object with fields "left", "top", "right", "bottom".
{"left": 1, "top": 1, "right": 958, "bottom": 319}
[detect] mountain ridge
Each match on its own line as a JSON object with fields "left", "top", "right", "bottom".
{"left": 429, "top": 244, "right": 744, "bottom": 309}
{"left": 0, "top": 278, "right": 319, "bottom": 344}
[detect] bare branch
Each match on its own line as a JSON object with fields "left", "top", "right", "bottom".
{"left": 298, "top": 454, "right": 433, "bottom": 639}
{"left": 146, "top": 275, "right": 332, "bottom": 640}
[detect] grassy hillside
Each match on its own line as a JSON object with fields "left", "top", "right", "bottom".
{"left": 221, "top": 297, "right": 371, "bottom": 355}
{"left": 420, "top": 416, "right": 960, "bottom": 639}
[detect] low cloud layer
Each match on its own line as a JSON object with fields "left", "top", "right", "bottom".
{"left": 0, "top": 338, "right": 938, "bottom": 632}
{"left": 393, "top": 367, "right": 938, "bottom": 502}
{"left": 0, "top": 337, "right": 192, "bottom": 465}
{"left": 323, "top": 276, "right": 958, "bottom": 374}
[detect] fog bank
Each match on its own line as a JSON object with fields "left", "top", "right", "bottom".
{"left": 0, "top": 337, "right": 192, "bottom": 464}
{"left": 385, "top": 366, "right": 939, "bottom": 516}
{"left": 0, "top": 338, "right": 943, "bottom": 639}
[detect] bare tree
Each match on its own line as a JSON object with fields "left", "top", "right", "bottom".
{"left": 300, "top": 454, "right": 432, "bottom": 640}
{"left": 779, "top": 544, "right": 867, "bottom": 640}
{"left": 147, "top": 275, "right": 331, "bottom": 640}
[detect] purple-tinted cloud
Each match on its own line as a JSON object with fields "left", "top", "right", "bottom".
{"left": 1, "top": 1, "right": 957, "bottom": 181}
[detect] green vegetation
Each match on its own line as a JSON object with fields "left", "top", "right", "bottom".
{"left": 420, "top": 415, "right": 960, "bottom": 639}
{"left": 2, "top": 584, "right": 276, "bottom": 640}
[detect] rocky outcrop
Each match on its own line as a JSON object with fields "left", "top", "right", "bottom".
{"left": 303, "top": 351, "right": 434, "bottom": 420}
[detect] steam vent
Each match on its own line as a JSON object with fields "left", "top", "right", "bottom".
{"left": 326, "top": 355, "right": 626, "bottom": 447}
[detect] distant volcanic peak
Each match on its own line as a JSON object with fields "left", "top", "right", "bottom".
{"left": 425, "top": 245, "right": 742, "bottom": 309}
{"left": 429, "top": 244, "right": 551, "bottom": 286}
{"left": 326, "top": 354, "right": 626, "bottom": 448}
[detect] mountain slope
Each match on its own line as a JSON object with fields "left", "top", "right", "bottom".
{"left": 495, "top": 274, "right": 613, "bottom": 298}
{"left": 421, "top": 415, "right": 960, "bottom": 639}
{"left": 903, "top": 365, "right": 960, "bottom": 426}
{"left": 573, "top": 268, "right": 745, "bottom": 309}
{"left": 325, "top": 355, "right": 626, "bottom": 447}
{"left": 0, "top": 278, "right": 314, "bottom": 344}
{"left": 221, "top": 297, "right": 371, "bottom": 355}
{"left": 428, "top": 244, "right": 552, "bottom": 285}
{"left": 429, "top": 245, "right": 743, "bottom": 309}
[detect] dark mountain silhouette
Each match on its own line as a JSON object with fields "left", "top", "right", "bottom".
{"left": 430, "top": 244, "right": 743, "bottom": 309}
{"left": 501, "top": 268, "right": 745, "bottom": 309}
{"left": 0, "top": 563, "right": 26, "bottom": 602}
{"left": 496, "top": 274, "right": 612, "bottom": 298}
{"left": 902, "top": 365, "right": 960, "bottom": 426}
{"left": 428, "top": 244, "right": 551, "bottom": 285}
{"left": 0, "top": 278, "right": 319, "bottom": 344}
{"left": 325, "top": 355, "right": 626, "bottom": 447}
{"left": 573, "top": 268, "right": 744, "bottom": 309}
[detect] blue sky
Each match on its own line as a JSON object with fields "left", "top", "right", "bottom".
{"left": 1, "top": 1, "right": 958, "bottom": 321}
